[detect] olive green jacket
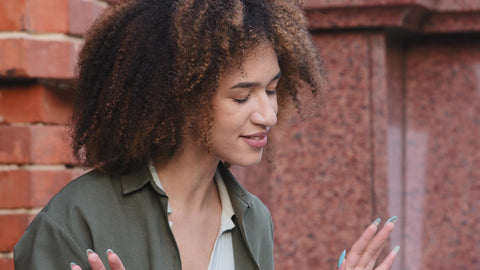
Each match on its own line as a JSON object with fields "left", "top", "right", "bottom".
{"left": 14, "top": 162, "right": 274, "bottom": 270}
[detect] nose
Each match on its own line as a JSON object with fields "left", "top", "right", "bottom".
{"left": 251, "top": 93, "right": 278, "bottom": 128}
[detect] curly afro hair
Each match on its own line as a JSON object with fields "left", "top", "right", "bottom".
{"left": 71, "top": 0, "right": 325, "bottom": 175}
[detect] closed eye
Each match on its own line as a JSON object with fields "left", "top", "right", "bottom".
{"left": 266, "top": 89, "right": 276, "bottom": 96}
{"left": 233, "top": 95, "right": 250, "bottom": 103}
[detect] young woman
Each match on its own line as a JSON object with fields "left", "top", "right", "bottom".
{"left": 14, "top": 0, "right": 398, "bottom": 269}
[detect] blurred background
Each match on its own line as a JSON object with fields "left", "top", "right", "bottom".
{"left": 1, "top": 0, "right": 479, "bottom": 269}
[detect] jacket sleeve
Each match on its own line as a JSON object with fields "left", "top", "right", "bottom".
{"left": 14, "top": 212, "right": 90, "bottom": 270}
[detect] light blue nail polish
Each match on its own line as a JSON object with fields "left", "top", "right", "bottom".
{"left": 337, "top": 249, "right": 346, "bottom": 268}
{"left": 106, "top": 249, "right": 114, "bottom": 255}
{"left": 385, "top": 216, "right": 397, "bottom": 224}
{"left": 372, "top": 218, "right": 381, "bottom": 226}
{"left": 70, "top": 262, "right": 76, "bottom": 267}
{"left": 86, "top": 249, "right": 94, "bottom": 256}
{"left": 393, "top": 245, "right": 400, "bottom": 253}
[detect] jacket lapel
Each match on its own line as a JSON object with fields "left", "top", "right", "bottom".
{"left": 218, "top": 162, "right": 260, "bottom": 269}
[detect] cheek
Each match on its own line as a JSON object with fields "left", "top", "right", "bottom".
{"left": 211, "top": 98, "right": 254, "bottom": 135}
{"left": 214, "top": 103, "right": 241, "bottom": 124}
{"left": 211, "top": 107, "right": 235, "bottom": 136}
{"left": 213, "top": 113, "right": 239, "bottom": 135}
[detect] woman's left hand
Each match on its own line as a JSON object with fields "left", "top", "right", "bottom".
{"left": 337, "top": 217, "right": 399, "bottom": 270}
{"left": 70, "top": 249, "right": 125, "bottom": 270}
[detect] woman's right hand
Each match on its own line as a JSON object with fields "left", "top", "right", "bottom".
{"left": 70, "top": 249, "right": 125, "bottom": 270}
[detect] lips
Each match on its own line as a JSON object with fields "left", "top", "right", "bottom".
{"left": 241, "top": 132, "right": 268, "bottom": 148}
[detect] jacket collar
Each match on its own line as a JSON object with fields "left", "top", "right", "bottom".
{"left": 119, "top": 162, "right": 259, "bottom": 268}
{"left": 120, "top": 161, "right": 253, "bottom": 205}
{"left": 217, "top": 162, "right": 253, "bottom": 208}
{"left": 120, "top": 165, "right": 166, "bottom": 196}
{"left": 217, "top": 162, "right": 260, "bottom": 269}
{"left": 120, "top": 162, "right": 255, "bottom": 236}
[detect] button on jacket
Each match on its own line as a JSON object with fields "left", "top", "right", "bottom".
{"left": 14, "top": 162, "right": 274, "bottom": 270}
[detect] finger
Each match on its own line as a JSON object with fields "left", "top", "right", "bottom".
{"left": 87, "top": 249, "right": 107, "bottom": 270}
{"left": 70, "top": 262, "right": 82, "bottom": 270}
{"left": 337, "top": 250, "right": 346, "bottom": 269}
{"left": 374, "top": 246, "right": 400, "bottom": 270}
{"left": 356, "top": 219, "right": 396, "bottom": 268}
{"left": 345, "top": 218, "right": 381, "bottom": 266}
{"left": 365, "top": 239, "right": 386, "bottom": 270}
{"left": 107, "top": 249, "right": 126, "bottom": 270}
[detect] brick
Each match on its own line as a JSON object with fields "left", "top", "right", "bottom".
{"left": 24, "top": 38, "right": 81, "bottom": 79}
{"left": 69, "top": 0, "right": 107, "bottom": 36}
{"left": 0, "top": 171, "right": 30, "bottom": 208}
{"left": 0, "top": 37, "right": 82, "bottom": 79}
{"left": 0, "top": 126, "right": 30, "bottom": 164}
{"left": 0, "top": 258, "right": 14, "bottom": 270}
{"left": 25, "top": 0, "right": 68, "bottom": 33}
{"left": 0, "top": 0, "right": 26, "bottom": 31}
{"left": 0, "top": 214, "right": 33, "bottom": 252}
{"left": 0, "top": 84, "right": 73, "bottom": 124}
{"left": 30, "top": 125, "right": 76, "bottom": 164}
{"left": 0, "top": 125, "right": 76, "bottom": 164}
{"left": 0, "top": 169, "right": 82, "bottom": 208}
{"left": 0, "top": 38, "right": 25, "bottom": 77}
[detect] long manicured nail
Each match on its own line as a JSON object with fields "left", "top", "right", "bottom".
{"left": 86, "top": 249, "right": 94, "bottom": 256}
{"left": 393, "top": 245, "right": 400, "bottom": 254}
{"left": 385, "top": 216, "right": 397, "bottom": 224}
{"left": 337, "top": 249, "right": 346, "bottom": 268}
{"left": 372, "top": 218, "right": 381, "bottom": 226}
{"left": 106, "top": 249, "right": 114, "bottom": 255}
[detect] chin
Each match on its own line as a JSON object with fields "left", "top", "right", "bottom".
{"left": 225, "top": 151, "right": 264, "bottom": 167}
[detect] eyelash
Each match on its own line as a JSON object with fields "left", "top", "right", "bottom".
{"left": 233, "top": 89, "right": 276, "bottom": 104}
{"left": 234, "top": 95, "right": 250, "bottom": 104}
{"left": 266, "top": 89, "right": 276, "bottom": 96}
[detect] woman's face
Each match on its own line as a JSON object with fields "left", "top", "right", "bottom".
{"left": 211, "top": 45, "right": 281, "bottom": 167}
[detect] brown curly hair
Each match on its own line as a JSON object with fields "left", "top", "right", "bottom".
{"left": 71, "top": 0, "right": 325, "bottom": 175}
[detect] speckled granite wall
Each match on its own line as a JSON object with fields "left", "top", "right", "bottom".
{"left": 232, "top": 1, "right": 480, "bottom": 269}
{"left": 234, "top": 32, "right": 400, "bottom": 269}
{"left": 405, "top": 38, "right": 480, "bottom": 270}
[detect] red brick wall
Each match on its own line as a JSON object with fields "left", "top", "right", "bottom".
{"left": 0, "top": 0, "right": 107, "bottom": 268}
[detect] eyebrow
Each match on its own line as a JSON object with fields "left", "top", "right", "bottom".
{"left": 230, "top": 71, "right": 282, "bottom": 89}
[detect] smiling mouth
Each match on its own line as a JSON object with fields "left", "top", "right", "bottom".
{"left": 241, "top": 134, "right": 268, "bottom": 148}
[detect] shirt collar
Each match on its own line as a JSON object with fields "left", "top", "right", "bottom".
{"left": 146, "top": 160, "right": 235, "bottom": 227}
{"left": 148, "top": 159, "right": 166, "bottom": 191}
{"left": 147, "top": 160, "right": 172, "bottom": 214}
{"left": 217, "top": 162, "right": 252, "bottom": 207}
{"left": 215, "top": 170, "right": 236, "bottom": 231}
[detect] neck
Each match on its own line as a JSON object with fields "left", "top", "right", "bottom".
{"left": 153, "top": 141, "right": 220, "bottom": 213}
